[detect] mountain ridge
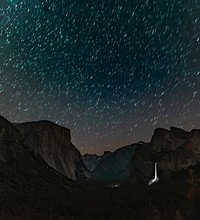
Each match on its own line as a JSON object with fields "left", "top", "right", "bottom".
{"left": 82, "top": 151, "right": 112, "bottom": 172}
{"left": 91, "top": 143, "right": 141, "bottom": 181}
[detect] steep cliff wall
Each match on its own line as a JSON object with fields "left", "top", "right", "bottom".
{"left": 16, "top": 121, "right": 88, "bottom": 180}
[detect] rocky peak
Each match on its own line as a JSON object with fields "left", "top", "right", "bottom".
{"left": 16, "top": 120, "right": 88, "bottom": 180}
{"left": 103, "top": 151, "right": 112, "bottom": 156}
{"left": 82, "top": 151, "right": 112, "bottom": 172}
{"left": 16, "top": 121, "right": 72, "bottom": 154}
{"left": 151, "top": 127, "right": 188, "bottom": 153}
{"left": 170, "top": 126, "right": 189, "bottom": 139}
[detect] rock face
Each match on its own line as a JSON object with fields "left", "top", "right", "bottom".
{"left": 16, "top": 121, "right": 88, "bottom": 180}
{"left": 82, "top": 151, "right": 111, "bottom": 171}
{"left": 129, "top": 127, "right": 200, "bottom": 183}
{"left": 0, "top": 115, "right": 78, "bottom": 191}
{"left": 151, "top": 127, "right": 188, "bottom": 152}
{"left": 0, "top": 115, "right": 81, "bottom": 218}
{"left": 92, "top": 144, "right": 139, "bottom": 181}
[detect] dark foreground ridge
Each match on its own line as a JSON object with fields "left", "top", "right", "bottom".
{"left": 0, "top": 115, "right": 200, "bottom": 219}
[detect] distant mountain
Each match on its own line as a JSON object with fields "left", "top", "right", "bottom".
{"left": 0, "top": 115, "right": 80, "bottom": 218}
{"left": 16, "top": 121, "right": 89, "bottom": 181}
{"left": 129, "top": 127, "right": 200, "bottom": 183}
{"left": 82, "top": 151, "right": 111, "bottom": 171}
{"left": 91, "top": 143, "right": 144, "bottom": 181}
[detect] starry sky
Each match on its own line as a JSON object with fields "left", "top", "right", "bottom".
{"left": 0, "top": 0, "right": 200, "bottom": 154}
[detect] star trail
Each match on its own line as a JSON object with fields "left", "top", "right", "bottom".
{"left": 0, "top": 0, "right": 200, "bottom": 154}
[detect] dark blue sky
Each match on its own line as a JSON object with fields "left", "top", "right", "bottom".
{"left": 0, "top": 0, "right": 200, "bottom": 154}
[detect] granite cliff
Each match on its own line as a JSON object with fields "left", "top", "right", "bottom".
{"left": 129, "top": 127, "right": 200, "bottom": 183}
{"left": 0, "top": 115, "right": 80, "bottom": 218}
{"left": 16, "top": 121, "right": 89, "bottom": 180}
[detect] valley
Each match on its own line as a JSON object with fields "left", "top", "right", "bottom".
{"left": 0, "top": 115, "right": 200, "bottom": 219}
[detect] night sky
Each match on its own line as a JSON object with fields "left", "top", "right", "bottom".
{"left": 0, "top": 0, "right": 200, "bottom": 154}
